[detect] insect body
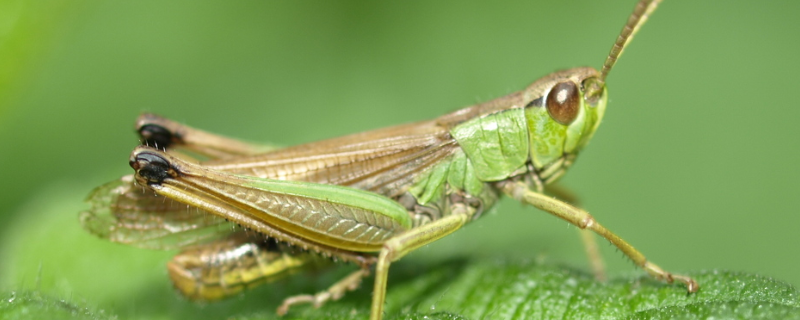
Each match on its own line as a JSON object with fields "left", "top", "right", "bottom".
{"left": 81, "top": 1, "right": 697, "bottom": 319}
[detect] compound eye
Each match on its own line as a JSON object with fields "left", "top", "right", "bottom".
{"left": 546, "top": 81, "right": 580, "bottom": 125}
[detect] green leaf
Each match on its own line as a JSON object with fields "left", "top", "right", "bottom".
{"left": 1, "top": 183, "right": 799, "bottom": 320}
{"left": 1, "top": 291, "right": 107, "bottom": 320}
{"left": 381, "top": 260, "right": 800, "bottom": 320}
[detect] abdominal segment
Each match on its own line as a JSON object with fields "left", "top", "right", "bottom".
{"left": 167, "top": 232, "right": 328, "bottom": 301}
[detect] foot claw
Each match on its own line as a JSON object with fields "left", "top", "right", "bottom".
{"left": 643, "top": 262, "right": 698, "bottom": 293}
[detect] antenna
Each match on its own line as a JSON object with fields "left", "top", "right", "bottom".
{"left": 586, "top": 0, "right": 662, "bottom": 100}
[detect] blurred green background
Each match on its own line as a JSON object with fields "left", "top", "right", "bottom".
{"left": 1, "top": 0, "right": 799, "bottom": 318}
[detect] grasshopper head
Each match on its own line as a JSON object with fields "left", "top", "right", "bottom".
{"left": 525, "top": 0, "right": 658, "bottom": 174}
{"left": 524, "top": 67, "right": 608, "bottom": 170}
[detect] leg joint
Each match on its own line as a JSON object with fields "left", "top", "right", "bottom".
{"left": 580, "top": 215, "right": 595, "bottom": 229}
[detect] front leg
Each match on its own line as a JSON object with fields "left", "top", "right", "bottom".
{"left": 545, "top": 183, "right": 606, "bottom": 281}
{"left": 501, "top": 180, "right": 698, "bottom": 293}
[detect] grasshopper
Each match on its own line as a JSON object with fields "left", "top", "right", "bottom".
{"left": 81, "top": 0, "right": 698, "bottom": 319}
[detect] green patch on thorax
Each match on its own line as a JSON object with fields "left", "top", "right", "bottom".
{"left": 450, "top": 108, "right": 530, "bottom": 181}
{"left": 408, "top": 150, "right": 494, "bottom": 209}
